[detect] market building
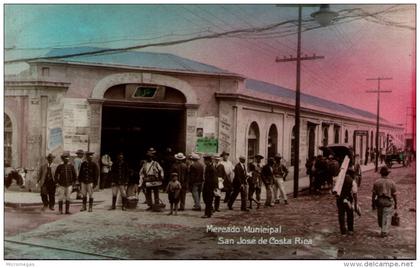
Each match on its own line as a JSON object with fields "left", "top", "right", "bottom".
{"left": 5, "top": 47, "right": 404, "bottom": 179}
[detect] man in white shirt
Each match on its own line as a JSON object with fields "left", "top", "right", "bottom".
{"left": 220, "top": 151, "right": 235, "bottom": 203}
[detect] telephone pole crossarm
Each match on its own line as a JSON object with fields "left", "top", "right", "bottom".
{"left": 276, "top": 55, "right": 325, "bottom": 62}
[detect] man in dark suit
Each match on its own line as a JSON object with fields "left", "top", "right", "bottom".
{"left": 228, "top": 156, "right": 249, "bottom": 211}
{"left": 78, "top": 152, "right": 99, "bottom": 212}
{"left": 55, "top": 151, "right": 77, "bottom": 214}
{"left": 37, "top": 153, "right": 57, "bottom": 211}
{"left": 202, "top": 155, "right": 217, "bottom": 218}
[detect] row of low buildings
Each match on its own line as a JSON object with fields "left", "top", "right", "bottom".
{"left": 5, "top": 47, "right": 405, "bottom": 178}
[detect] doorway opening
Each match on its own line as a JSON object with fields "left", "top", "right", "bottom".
{"left": 100, "top": 105, "right": 186, "bottom": 168}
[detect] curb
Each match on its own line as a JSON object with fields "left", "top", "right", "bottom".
{"left": 5, "top": 200, "right": 105, "bottom": 208}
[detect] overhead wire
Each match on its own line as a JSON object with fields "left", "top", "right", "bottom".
{"left": 5, "top": 5, "right": 413, "bottom": 65}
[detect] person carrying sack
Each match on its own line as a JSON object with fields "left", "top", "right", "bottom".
{"left": 372, "top": 166, "right": 397, "bottom": 238}
{"left": 139, "top": 148, "right": 164, "bottom": 211}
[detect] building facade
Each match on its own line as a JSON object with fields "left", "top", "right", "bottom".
{"left": 5, "top": 48, "right": 404, "bottom": 179}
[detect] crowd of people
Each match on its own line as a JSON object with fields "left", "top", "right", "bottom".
{"left": 35, "top": 148, "right": 290, "bottom": 218}
{"left": 34, "top": 145, "right": 406, "bottom": 238}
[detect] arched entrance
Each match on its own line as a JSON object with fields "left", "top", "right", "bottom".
{"left": 307, "top": 122, "right": 317, "bottom": 160}
{"left": 267, "top": 124, "right": 278, "bottom": 158}
{"left": 247, "top": 122, "right": 260, "bottom": 161}
{"left": 100, "top": 83, "right": 187, "bottom": 167}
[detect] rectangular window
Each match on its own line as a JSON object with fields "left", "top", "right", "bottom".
{"left": 42, "top": 67, "right": 50, "bottom": 77}
{"left": 133, "top": 86, "right": 158, "bottom": 98}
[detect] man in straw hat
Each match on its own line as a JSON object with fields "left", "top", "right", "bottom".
{"left": 170, "top": 152, "right": 188, "bottom": 211}
{"left": 54, "top": 151, "right": 77, "bottom": 214}
{"left": 78, "top": 152, "right": 99, "bottom": 212}
{"left": 372, "top": 166, "right": 397, "bottom": 237}
{"left": 189, "top": 152, "right": 204, "bottom": 211}
{"left": 37, "top": 153, "right": 57, "bottom": 211}
{"left": 139, "top": 148, "right": 164, "bottom": 211}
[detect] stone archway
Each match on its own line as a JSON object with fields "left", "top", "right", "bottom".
{"left": 91, "top": 72, "right": 198, "bottom": 105}
{"left": 88, "top": 72, "right": 199, "bottom": 159}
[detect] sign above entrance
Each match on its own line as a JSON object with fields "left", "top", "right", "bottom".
{"left": 196, "top": 138, "right": 218, "bottom": 154}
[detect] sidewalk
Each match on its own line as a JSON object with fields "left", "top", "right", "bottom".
{"left": 4, "top": 163, "right": 377, "bottom": 207}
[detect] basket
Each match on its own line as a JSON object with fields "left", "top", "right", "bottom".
{"left": 126, "top": 196, "right": 139, "bottom": 209}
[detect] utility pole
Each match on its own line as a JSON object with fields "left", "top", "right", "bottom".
{"left": 366, "top": 77, "right": 392, "bottom": 172}
{"left": 275, "top": 6, "right": 324, "bottom": 198}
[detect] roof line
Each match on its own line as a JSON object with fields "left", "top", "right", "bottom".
{"left": 29, "top": 59, "right": 246, "bottom": 79}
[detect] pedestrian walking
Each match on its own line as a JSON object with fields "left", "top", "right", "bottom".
{"left": 372, "top": 166, "right": 397, "bottom": 237}
{"left": 189, "top": 153, "right": 204, "bottom": 211}
{"left": 166, "top": 172, "right": 182, "bottom": 216}
{"left": 139, "top": 148, "right": 164, "bottom": 211}
{"left": 202, "top": 155, "right": 217, "bottom": 218}
{"left": 100, "top": 153, "right": 113, "bottom": 189}
{"left": 273, "top": 154, "right": 288, "bottom": 205}
{"left": 54, "top": 151, "right": 77, "bottom": 214}
{"left": 109, "top": 152, "right": 129, "bottom": 211}
{"left": 170, "top": 152, "right": 189, "bottom": 211}
{"left": 37, "top": 153, "right": 57, "bottom": 211}
{"left": 78, "top": 152, "right": 99, "bottom": 212}
{"left": 248, "top": 154, "right": 263, "bottom": 209}
{"left": 262, "top": 157, "right": 275, "bottom": 207}
{"left": 335, "top": 168, "right": 358, "bottom": 235}
{"left": 220, "top": 151, "right": 235, "bottom": 203}
{"left": 228, "top": 156, "right": 249, "bottom": 211}
{"left": 380, "top": 148, "right": 385, "bottom": 164}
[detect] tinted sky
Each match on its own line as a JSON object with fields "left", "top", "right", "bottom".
{"left": 4, "top": 4, "right": 416, "bottom": 132}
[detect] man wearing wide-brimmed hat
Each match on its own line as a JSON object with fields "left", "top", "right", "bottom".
{"left": 372, "top": 166, "right": 397, "bottom": 237}
{"left": 170, "top": 152, "right": 188, "bottom": 211}
{"left": 54, "top": 151, "right": 77, "bottom": 214}
{"left": 188, "top": 152, "right": 204, "bottom": 211}
{"left": 37, "top": 153, "right": 57, "bottom": 211}
{"left": 139, "top": 148, "right": 164, "bottom": 211}
{"left": 78, "top": 152, "right": 99, "bottom": 212}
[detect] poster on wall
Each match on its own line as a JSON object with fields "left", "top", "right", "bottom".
{"left": 196, "top": 137, "right": 218, "bottom": 154}
{"left": 62, "top": 98, "right": 90, "bottom": 152}
{"left": 47, "top": 107, "right": 63, "bottom": 151}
